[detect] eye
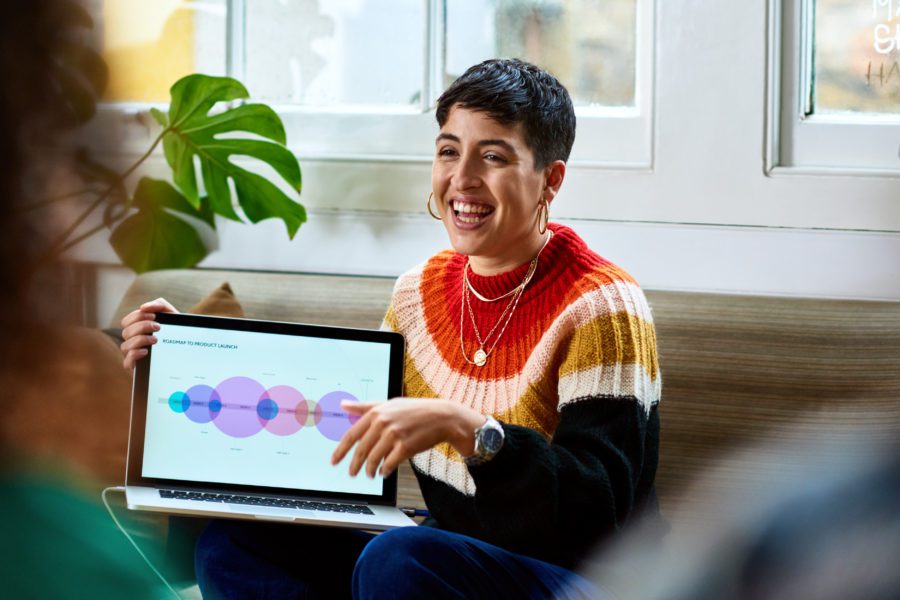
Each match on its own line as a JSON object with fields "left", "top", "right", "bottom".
{"left": 484, "top": 152, "right": 507, "bottom": 163}
{"left": 437, "top": 146, "right": 458, "bottom": 158}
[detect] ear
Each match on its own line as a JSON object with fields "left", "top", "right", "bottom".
{"left": 541, "top": 160, "right": 566, "bottom": 206}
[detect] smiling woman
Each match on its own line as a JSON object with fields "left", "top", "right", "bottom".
{"left": 430, "top": 59, "right": 573, "bottom": 274}
{"left": 432, "top": 108, "right": 561, "bottom": 272}
{"left": 122, "top": 58, "right": 661, "bottom": 600}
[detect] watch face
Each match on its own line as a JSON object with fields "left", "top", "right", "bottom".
{"left": 482, "top": 428, "right": 503, "bottom": 453}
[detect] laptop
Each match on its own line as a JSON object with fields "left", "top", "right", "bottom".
{"left": 125, "top": 312, "right": 416, "bottom": 530}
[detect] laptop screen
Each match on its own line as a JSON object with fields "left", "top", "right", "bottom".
{"left": 129, "top": 313, "right": 404, "bottom": 502}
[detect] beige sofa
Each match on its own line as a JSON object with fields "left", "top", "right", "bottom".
{"left": 106, "top": 268, "right": 900, "bottom": 585}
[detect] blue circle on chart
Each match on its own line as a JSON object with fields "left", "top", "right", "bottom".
{"left": 209, "top": 399, "right": 222, "bottom": 414}
{"left": 168, "top": 391, "right": 190, "bottom": 413}
{"left": 184, "top": 385, "right": 221, "bottom": 424}
{"left": 256, "top": 398, "right": 279, "bottom": 421}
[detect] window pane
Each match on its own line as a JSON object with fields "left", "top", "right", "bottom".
{"left": 245, "top": 0, "right": 425, "bottom": 107}
{"left": 89, "top": 0, "right": 226, "bottom": 103}
{"left": 446, "top": 0, "right": 637, "bottom": 107}
{"left": 814, "top": 0, "right": 900, "bottom": 115}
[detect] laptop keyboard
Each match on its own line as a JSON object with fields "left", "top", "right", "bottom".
{"left": 159, "top": 489, "right": 374, "bottom": 515}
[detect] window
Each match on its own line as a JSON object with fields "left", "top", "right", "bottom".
{"left": 89, "top": 0, "right": 653, "bottom": 172}
{"left": 87, "top": 0, "right": 227, "bottom": 102}
{"left": 768, "top": 0, "right": 900, "bottom": 174}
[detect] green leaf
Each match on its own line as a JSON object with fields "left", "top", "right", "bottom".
{"left": 160, "top": 74, "right": 305, "bottom": 238}
{"left": 133, "top": 177, "right": 215, "bottom": 229}
{"left": 196, "top": 196, "right": 217, "bottom": 230}
{"left": 109, "top": 178, "right": 211, "bottom": 273}
{"left": 149, "top": 107, "right": 168, "bottom": 128}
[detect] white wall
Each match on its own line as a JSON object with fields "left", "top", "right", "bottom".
{"left": 81, "top": 0, "right": 900, "bottom": 326}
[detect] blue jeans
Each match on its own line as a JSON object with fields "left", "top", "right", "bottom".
{"left": 195, "top": 520, "right": 603, "bottom": 599}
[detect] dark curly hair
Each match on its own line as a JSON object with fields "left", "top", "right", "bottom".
{"left": 435, "top": 58, "right": 576, "bottom": 169}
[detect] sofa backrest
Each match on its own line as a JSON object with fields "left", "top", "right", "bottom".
{"left": 113, "top": 269, "right": 900, "bottom": 528}
{"left": 647, "top": 290, "right": 900, "bottom": 529}
{"left": 112, "top": 268, "right": 396, "bottom": 330}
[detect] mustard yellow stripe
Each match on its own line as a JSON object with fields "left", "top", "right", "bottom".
{"left": 383, "top": 306, "right": 399, "bottom": 332}
{"left": 402, "top": 351, "right": 439, "bottom": 399}
{"left": 496, "top": 378, "right": 559, "bottom": 438}
{"left": 558, "top": 311, "right": 659, "bottom": 382}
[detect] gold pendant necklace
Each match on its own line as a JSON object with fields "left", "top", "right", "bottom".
{"left": 462, "top": 277, "right": 524, "bottom": 366}
{"left": 459, "top": 231, "right": 552, "bottom": 367}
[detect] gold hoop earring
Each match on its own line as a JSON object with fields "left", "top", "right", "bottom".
{"left": 426, "top": 192, "right": 442, "bottom": 220}
{"left": 537, "top": 199, "right": 549, "bottom": 235}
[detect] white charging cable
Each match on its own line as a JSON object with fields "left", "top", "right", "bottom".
{"left": 101, "top": 486, "right": 183, "bottom": 599}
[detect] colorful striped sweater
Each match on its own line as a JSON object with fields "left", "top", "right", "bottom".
{"left": 383, "top": 223, "right": 662, "bottom": 568}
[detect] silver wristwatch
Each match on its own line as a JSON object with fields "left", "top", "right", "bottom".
{"left": 464, "top": 415, "right": 505, "bottom": 467}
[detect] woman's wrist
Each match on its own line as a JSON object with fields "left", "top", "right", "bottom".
{"left": 445, "top": 401, "right": 484, "bottom": 457}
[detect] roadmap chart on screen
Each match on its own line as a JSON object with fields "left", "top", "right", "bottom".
{"left": 142, "top": 323, "right": 391, "bottom": 496}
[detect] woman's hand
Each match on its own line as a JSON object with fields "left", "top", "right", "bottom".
{"left": 119, "top": 297, "right": 179, "bottom": 370}
{"left": 331, "top": 398, "right": 485, "bottom": 478}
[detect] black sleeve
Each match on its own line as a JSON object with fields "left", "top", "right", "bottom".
{"left": 446, "top": 395, "right": 660, "bottom": 567}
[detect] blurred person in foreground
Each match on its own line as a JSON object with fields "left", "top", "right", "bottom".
{"left": 586, "top": 431, "right": 900, "bottom": 600}
{"left": 122, "top": 59, "right": 664, "bottom": 598}
{"left": 0, "top": 1, "right": 165, "bottom": 596}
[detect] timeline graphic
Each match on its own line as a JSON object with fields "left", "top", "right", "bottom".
{"left": 166, "top": 376, "right": 361, "bottom": 441}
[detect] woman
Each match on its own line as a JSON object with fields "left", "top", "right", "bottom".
{"left": 122, "top": 58, "right": 662, "bottom": 599}
{"left": 0, "top": 1, "right": 168, "bottom": 597}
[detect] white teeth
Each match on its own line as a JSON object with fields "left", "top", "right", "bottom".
{"left": 453, "top": 201, "right": 493, "bottom": 215}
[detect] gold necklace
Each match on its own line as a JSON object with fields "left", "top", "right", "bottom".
{"left": 459, "top": 231, "right": 553, "bottom": 367}
{"left": 463, "top": 230, "right": 552, "bottom": 303}
{"left": 461, "top": 279, "right": 524, "bottom": 366}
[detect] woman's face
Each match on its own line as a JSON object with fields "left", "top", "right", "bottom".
{"left": 431, "top": 106, "right": 563, "bottom": 274}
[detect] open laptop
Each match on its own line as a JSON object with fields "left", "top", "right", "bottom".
{"left": 125, "top": 312, "right": 416, "bottom": 530}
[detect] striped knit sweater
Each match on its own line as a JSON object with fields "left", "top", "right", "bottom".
{"left": 383, "top": 223, "right": 662, "bottom": 568}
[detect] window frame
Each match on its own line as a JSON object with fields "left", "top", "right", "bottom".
{"left": 766, "top": 0, "right": 900, "bottom": 176}
{"left": 89, "top": 0, "right": 655, "bottom": 172}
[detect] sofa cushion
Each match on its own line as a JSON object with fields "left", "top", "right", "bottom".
{"left": 187, "top": 282, "right": 244, "bottom": 318}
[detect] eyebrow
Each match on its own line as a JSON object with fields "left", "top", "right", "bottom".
{"left": 435, "top": 133, "right": 518, "bottom": 155}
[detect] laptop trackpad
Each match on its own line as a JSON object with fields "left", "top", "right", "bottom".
{"left": 227, "top": 504, "right": 314, "bottom": 519}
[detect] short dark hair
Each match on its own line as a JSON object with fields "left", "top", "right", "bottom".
{"left": 435, "top": 58, "right": 576, "bottom": 169}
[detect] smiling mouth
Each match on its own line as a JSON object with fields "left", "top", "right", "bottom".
{"left": 452, "top": 200, "right": 495, "bottom": 224}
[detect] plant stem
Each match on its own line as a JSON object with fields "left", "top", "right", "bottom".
{"left": 56, "top": 221, "right": 110, "bottom": 255}
{"left": 40, "top": 127, "right": 170, "bottom": 265}
{"left": 21, "top": 188, "right": 104, "bottom": 212}
{"left": 51, "top": 194, "right": 107, "bottom": 253}
{"left": 119, "top": 128, "right": 169, "bottom": 182}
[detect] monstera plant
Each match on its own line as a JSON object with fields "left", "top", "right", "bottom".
{"left": 29, "top": 3, "right": 304, "bottom": 273}
{"left": 70, "top": 75, "right": 305, "bottom": 273}
{"left": 111, "top": 74, "right": 305, "bottom": 272}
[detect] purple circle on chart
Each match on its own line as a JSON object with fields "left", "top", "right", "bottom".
{"left": 183, "top": 385, "right": 221, "bottom": 424}
{"left": 316, "top": 391, "right": 359, "bottom": 442}
{"left": 261, "top": 385, "right": 306, "bottom": 436}
{"left": 211, "top": 377, "right": 267, "bottom": 438}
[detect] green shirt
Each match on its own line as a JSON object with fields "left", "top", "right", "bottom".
{"left": 0, "top": 474, "right": 168, "bottom": 599}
